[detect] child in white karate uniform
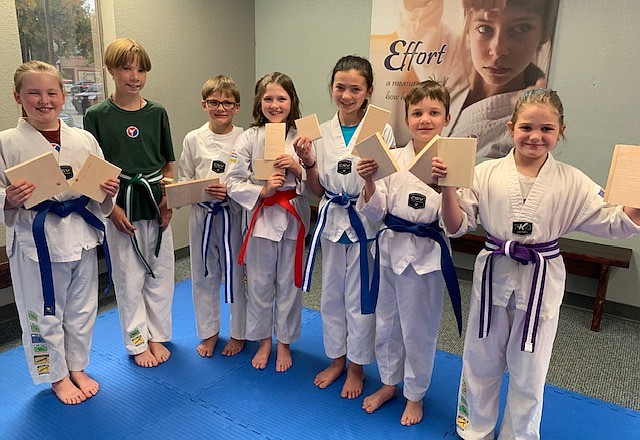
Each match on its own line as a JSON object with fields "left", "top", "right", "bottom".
{"left": 356, "top": 80, "right": 462, "bottom": 425}
{"left": 298, "top": 55, "right": 395, "bottom": 399}
{"left": 226, "top": 72, "right": 312, "bottom": 372}
{"left": 178, "top": 75, "right": 247, "bottom": 357}
{"left": 1, "top": 61, "right": 118, "bottom": 404}
{"left": 433, "top": 89, "right": 640, "bottom": 439}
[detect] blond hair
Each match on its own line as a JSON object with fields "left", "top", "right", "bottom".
{"left": 201, "top": 75, "right": 240, "bottom": 103}
{"left": 510, "top": 88, "right": 565, "bottom": 138}
{"left": 14, "top": 60, "right": 64, "bottom": 94}
{"left": 104, "top": 38, "right": 152, "bottom": 71}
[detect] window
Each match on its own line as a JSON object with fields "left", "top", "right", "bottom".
{"left": 15, "top": 0, "right": 105, "bottom": 127}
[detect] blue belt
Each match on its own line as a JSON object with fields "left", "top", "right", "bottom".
{"left": 302, "top": 191, "right": 369, "bottom": 312}
{"left": 482, "top": 233, "right": 561, "bottom": 353}
{"left": 119, "top": 170, "right": 163, "bottom": 277}
{"left": 198, "top": 201, "right": 234, "bottom": 303}
{"left": 31, "top": 196, "right": 112, "bottom": 316}
{"left": 366, "top": 212, "right": 462, "bottom": 335}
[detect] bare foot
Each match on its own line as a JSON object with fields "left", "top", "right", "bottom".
{"left": 197, "top": 334, "right": 219, "bottom": 357}
{"left": 276, "top": 342, "right": 292, "bottom": 372}
{"left": 134, "top": 348, "right": 158, "bottom": 368}
{"left": 251, "top": 338, "right": 272, "bottom": 369}
{"left": 221, "top": 338, "right": 246, "bottom": 356}
{"left": 69, "top": 370, "right": 99, "bottom": 399}
{"left": 362, "top": 384, "right": 397, "bottom": 413}
{"left": 149, "top": 341, "right": 171, "bottom": 364}
{"left": 314, "top": 356, "right": 346, "bottom": 388}
{"left": 341, "top": 362, "right": 366, "bottom": 399}
{"left": 401, "top": 399, "right": 423, "bottom": 426}
{"left": 51, "top": 376, "right": 87, "bottom": 405}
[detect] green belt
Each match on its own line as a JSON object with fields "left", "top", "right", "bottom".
{"left": 119, "top": 170, "right": 163, "bottom": 277}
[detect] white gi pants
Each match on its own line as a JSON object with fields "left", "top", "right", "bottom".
{"left": 12, "top": 241, "right": 98, "bottom": 384}
{"left": 189, "top": 204, "right": 247, "bottom": 340}
{"left": 457, "top": 295, "right": 559, "bottom": 440}
{"left": 376, "top": 264, "right": 444, "bottom": 401}
{"left": 108, "top": 219, "right": 175, "bottom": 355}
{"left": 320, "top": 237, "right": 375, "bottom": 365}
{"left": 243, "top": 236, "right": 301, "bottom": 344}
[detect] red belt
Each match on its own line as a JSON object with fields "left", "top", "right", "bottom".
{"left": 238, "top": 189, "right": 306, "bottom": 288}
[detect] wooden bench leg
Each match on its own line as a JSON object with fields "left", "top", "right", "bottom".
{"left": 591, "top": 265, "right": 610, "bottom": 332}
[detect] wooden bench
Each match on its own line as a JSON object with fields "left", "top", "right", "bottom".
{"left": 449, "top": 226, "right": 633, "bottom": 332}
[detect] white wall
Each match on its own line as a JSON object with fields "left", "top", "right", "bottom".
{"left": 255, "top": 0, "right": 640, "bottom": 309}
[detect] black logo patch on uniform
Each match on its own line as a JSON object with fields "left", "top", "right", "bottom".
{"left": 211, "top": 160, "right": 226, "bottom": 174}
{"left": 60, "top": 166, "right": 74, "bottom": 180}
{"left": 337, "top": 160, "right": 352, "bottom": 175}
{"left": 512, "top": 222, "right": 533, "bottom": 235}
{"left": 408, "top": 193, "right": 426, "bottom": 209}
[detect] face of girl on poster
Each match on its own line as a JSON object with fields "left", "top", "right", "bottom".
{"left": 466, "top": 5, "right": 546, "bottom": 93}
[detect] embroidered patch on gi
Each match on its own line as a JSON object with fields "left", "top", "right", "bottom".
{"left": 337, "top": 159, "right": 352, "bottom": 175}
{"left": 457, "top": 377, "right": 469, "bottom": 430}
{"left": 598, "top": 187, "right": 605, "bottom": 198}
{"left": 129, "top": 328, "right": 145, "bottom": 346}
{"left": 126, "top": 126, "right": 140, "bottom": 138}
{"left": 229, "top": 151, "right": 237, "bottom": 164}
{"left": 28, "top": 310, "right": 38, "bottom": 322}
{"left": 31, "top": 333, "right": 45, "bottom": 344}
{"left": 30, "top": 322, "right": 40, "bottom": 333}
{"left": 408, "top": 193, "right": 426, "bottom": 209}
{"left": 34, "top": 354, "right": 49, "bottom": 365}
{"left": 33, "top": 343, "right": 48, "bottom": 353}
{"left": 211, "top": 160, "right": 226, "bottom": 173}
{"left": 37, "top": 364, "right": 51, "bottom": 375}
{"left": 512, "top": 222, "right": 533, "bottom": 235}
{"left": 60, "top": 165, "right": 74, "bottom": 179}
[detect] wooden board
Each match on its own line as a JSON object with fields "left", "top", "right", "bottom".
{"left": 353, "top": 132, "right": 399, "bottom": 181}
{"left": 604, "top": 144, "right": 640, "bottom": 208}
{"left": 4, "top": 151, "right": 70, "bottom": 209}
{"left": 165, "top": 177, "right": 219, "bottom": 209}
{"left": 264, "top": 123, "right": 286, "bottom": 159}
{"left": 70, "top": 154, "right": 122, "bottom": 203}
{"left": 437, "top": 137, "right": 477, "bottom": 188}
{"left": 253, "top": 159, "right": 284, "bottom": 181}
{"left": 352, "top": 105, "right": 391, "bottom": 156}
{"left": 408, "top": 135, "right": 440, "bottom": 185}
{"left": 295, "top": 114, "right": 322, "bottom": 141}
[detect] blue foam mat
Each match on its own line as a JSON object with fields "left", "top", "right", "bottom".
{"left": 0, "top": 279, "right": 638, "bottom": 439}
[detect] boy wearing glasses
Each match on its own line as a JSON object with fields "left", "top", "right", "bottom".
{"left": 177, "top": 75, "right": 248, "bottom": 357}
{"left": 84, "top": 38, "right": 176, "bottom": 368}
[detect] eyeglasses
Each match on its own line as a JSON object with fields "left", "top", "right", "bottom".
{"left": 205, "top": 99, "right": 237, "bottom": 110}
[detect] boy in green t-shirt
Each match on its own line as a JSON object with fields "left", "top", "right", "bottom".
{"left": 84, "top": 38, "right": 175, "bottom": 368}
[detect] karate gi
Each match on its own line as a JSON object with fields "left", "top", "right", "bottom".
{"left": 178, "top": 124, "right": 247, "bottom": 341}
{"left": 0, "top": 118, "right": 115, "bottom": 383}
{"left": 84, "top": 99, "right": 176, "bottom": 356}
{"left": 356, "top": 141, "right": 449, "bottom": 401}
{"left": 450, "top": 150, "right": 640, "bottom": 440}
{"left": 310, "top": 113, "right": 395, "bottom": 364}
{"left": 225, "top": 126, "right": 310, "bottom": 344}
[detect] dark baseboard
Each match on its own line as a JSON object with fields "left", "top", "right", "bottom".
{"left": 455, "top": 267, "right": 640, "bottom": 323}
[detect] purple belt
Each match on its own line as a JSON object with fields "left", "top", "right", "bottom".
{"left": 481, "top": 233, "right": 560, "bottom": 353}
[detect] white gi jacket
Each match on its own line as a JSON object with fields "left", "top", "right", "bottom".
{"left": 316, "top": 113, "right": 396, "bottom": 241}
{"left": 0, "top": 118, "right": 115, "bottom": 262}
{"left": 357, "top": 141, "right": 449, "bottom": 275}
{"left": 450, "top": 149, "right": 640, "bottom": 320}
{"left": 177, "top": 123, "right": 243, "bottom": 214}
{"left": 225, "top": 125, "right": 310, "bottom": 240}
